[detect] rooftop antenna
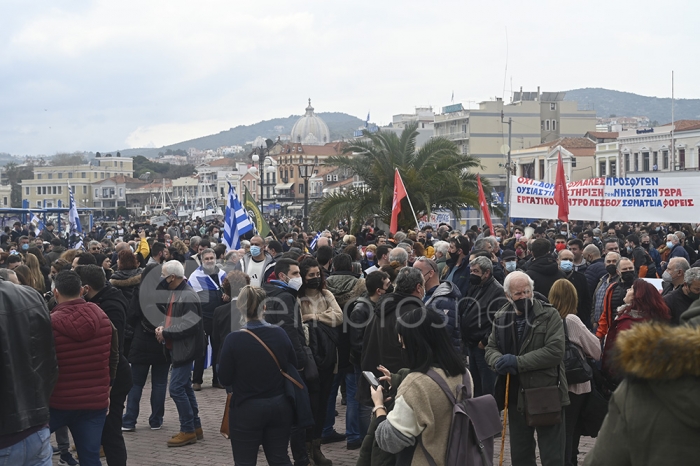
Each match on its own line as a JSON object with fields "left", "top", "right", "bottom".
{"left": 671, "top": 71, "right": 675, "bottom": 169}
{"left": 502, "top": 26, "right": 509, "bottom": 101}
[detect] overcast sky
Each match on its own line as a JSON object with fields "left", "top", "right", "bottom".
{"left": 2, "top": 0, "right": 698, "bottom": 155}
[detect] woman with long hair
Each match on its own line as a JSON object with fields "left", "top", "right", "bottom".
{"left": 297, "top": 257, "right": 343, "bottom": 466}
{"left": 602, "top": 279, "right": 670, "bottom": 378}
{"left": 549, "top": 279, "right": 602, "bottom": 466}
{"left": 13, "top": 264, "right": 32, "bottom": 287}
{"left": 218, "top": 285, "right": 297, "bottom": 465}
{"left": 24, "top": 252, "right": 47, "bottom": 293}
{"left": 371, "top": 307, "right": 469, "bottom": 465}
{"left": 109, "top": 249, "right": 143, "bottom": 302}
{"left": 27, "top": 246, "right": 51, "bottom": 291}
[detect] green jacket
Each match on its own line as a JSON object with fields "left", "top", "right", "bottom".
{"left": 485, "top": 299, "right": 569, "bottom": 411}
{"left": 680, "top": 298, "right": 700, "bottom": 327}
{"left": 583, "top": 323, "right": 700, "bottom": 465}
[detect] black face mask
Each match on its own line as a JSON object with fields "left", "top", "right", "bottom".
{"left": 621, "top": 271, "right": 636, "bottom": 284}
{"left": 386, "top": 284, "right": 395, "bottom": 294}
{"left": 606, "top": 264, "right": 617, "bottom": 276}
{"left": 305, "top": 278, "right": 322, "bottom": 290}
{"left": 469, "top": 274, "right": 482, "bottom": 286}
{"left": 641, "top": 242, "right": 650, "bottom": 249}
{"left": 513, "top": 298, "right": 531, "bottom": 314}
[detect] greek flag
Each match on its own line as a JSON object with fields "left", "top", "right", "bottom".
{"left": 223, "top": 182, "right": 253, "bottom": 251}
{"left": 31, "top": 213, "right": 44, "bottom": 233}
{"left": 310, "top": 232, "right": 322, "bottom": 250}
{"left": 365, "top": 111, "right": 370, "bottom": 128}
{"left": 68, "top": 184, "right": 83, "bottom": 249}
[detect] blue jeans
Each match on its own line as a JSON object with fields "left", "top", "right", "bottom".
{"left": 0, "top": 426, "right": 52, "bottom": 466}
{"left": 50, "top": 408, "right": 107, "bottom": 466}
{"left": 468, "top": 344, "right": 497, "bottom": 397}
{"left": 354, "top": 366, "right": 373, "bottom": 438}
{"left": 169, "top": 362, "right": 201, "bottom": 433}
{"left": 322, "top": 371, "right": 360, "bottom": 443}
{"left": 123, "top": 363, "right": 170, "bottom": 429}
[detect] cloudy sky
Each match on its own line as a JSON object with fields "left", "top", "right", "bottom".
{"left": 2, "top": 0, "right": 698, "bottom": 155}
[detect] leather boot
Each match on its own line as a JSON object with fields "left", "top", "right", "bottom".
{"left": 312, "top": 438, "right": 332, "bottom": 466}
{"left": 304, "top": 442, "right": 316, "bottom": 466}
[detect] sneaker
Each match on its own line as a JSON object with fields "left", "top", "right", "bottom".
{"left": 192, "top": 383, "right": 202, "bottom": 391}
{"left": 212, "top": 382, "right": 225, "bottom": 389}
{"left": 195, "top": 427, "right": 204, "bottom": 440}
{"left": 150, "top": 424, "right": 162, "bottom": 430}
{"left": 167, "top": 431, "right": 197, "bottom": 447}
{"left": 121, "top": 426, "right": 135, "bottom": 432}
{"left": 58, "top": 451, "right": 79, "bottom": 465}
{"left": 52, "top": 445, "right": 60, "bottom": 455}
{"left": 321, "top": 430, "right": 347, "bottom": 444}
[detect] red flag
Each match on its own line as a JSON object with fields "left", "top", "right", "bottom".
{"left": 553, "top": 151, "right": 570, "bottom": 222}
{"left": 477, "top": 174, "right": 494, "bottom": 235}
{"left": 390, "top": 169, "right": 407, "bottom": 234}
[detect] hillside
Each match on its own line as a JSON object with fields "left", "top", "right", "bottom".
{"left": 116, "top": 112, "right": 364, "bottom": 158}
{"left": 564, "top": 88, "right": 700, "bottom": 125}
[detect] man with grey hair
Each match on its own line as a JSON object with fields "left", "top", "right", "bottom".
{"left": 583, "top": 243, "right": 606, "bottom": 298}
{"left": 663, "top": 267, "right": 700, "bottom": 325}
{"left": 388, "top": 247, "right": 409, "bottom": 270}
{"left": 393, "top": 231, "right": 407, "bottom": 244}
{"left": 154, "top": 260, "right": 205, "bottom": 447}
{"left": 662, "top": 257, "right": 690, "bottom": 296}
{"left": 462, "top": 256, "right": 506, "bottom": 397}
{"left": 663, "top": 233, "right": 689, "bottom": 270}
{"left": 0, "top": 268, "right": 19, "bottom": 284}
{"left": 433, "top": 240, "right": 449, "bottom": 276}
{"left": 88, "top": 240, "right": 102, "bottom": 254}
{"left": 485, "top": 271, "right": 568, "bottom": 466}
{"left": 357, "top": 266, "right": 425, "bottom": 408}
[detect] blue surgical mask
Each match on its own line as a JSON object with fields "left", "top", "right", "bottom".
{"left": 250, "top": 246, "right": 262, "bottom": 257}
{"left": 505, "top": 261, "right": 517, "bottom": 272}
{"left": 21, "top": 244, "right": 29, "bottom": 251}
{"left": 560, "top": 260, "right": 573, "bottom": 272}
{"left": 666, "top": 241, "right": 674, "bottom": 249}
{"left": 287, "top": 239, "right": 293, "bottom": 244}
{"left": 496, "top": 237, "right": 501, "bottom": 242}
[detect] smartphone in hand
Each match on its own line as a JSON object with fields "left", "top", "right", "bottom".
{"left": 363, "top": 371, "right": 380, "bottom": 389}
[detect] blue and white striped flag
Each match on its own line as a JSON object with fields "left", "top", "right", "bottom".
{"left": 223, "top": 182, "right": 253, "bottom": 251}
{"left": 310, "top": 231, "right": 322, "bottom": 250}
{"left": 68, "top": 184, "right": 83, "bottom": 250}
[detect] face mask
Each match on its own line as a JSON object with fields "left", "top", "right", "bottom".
{"left": 505, "top": 261, "right": 517, "bottom": 272}
{"left": 419, "top": 238, "right": 426, "bottom": 244}
{"left": 21, "top": 244, "right": 29, "bottom": 251}
{"left": 514, "top": 233, "right": 522, "bottom": 240}
{"left": 366, "top": 251, "right": 374, "bottom": 259}
{"left": 426, "top": 233, "right": 432, "bottom": 240}
{"left": 160, "top": 277, "right": 170, "bottom": 288}
{"left": 516, "top": 249, "right": 524, "bottom": 257}
{"left": 621, "top": 271, "right": 636, "bottom": 284}
{"left": 306, "top": 277, "right": 322, "bottom": 290}
{"left": 662, "top": 270, "right": 673, "bottom": 283}
{"left": 555, "top": 243, "right": 567, "bottom": 252}
{"left": 626, "top": 246, "right": 633, "bottom": 253}
{"left": 642, "top": 242, "right": 650, "bottom": 249}
{"left": 513, "top": 298, "right": 531, "bottom": 314}
{"left": 496, "top": 237, "right": 501, "bottom": 242}
{"left": 686, "top": 286, "right": 700, "bottom": 301}
{"left": 287, "top": 276, "right": 303, "bottom": 291}
{"left": 594, "top": 236, "right": 599, "bottom": 241}
{"left": 287, "top": 239, "right": 294, "bottom": 244}
{"left": 606, "top": 264, "right": 617, "bottom": 275}
{"left": 666, "top": 241, "right": 674, "bottom": 249}
{"left": 386, "top": 284, "right": 395, "bottom": 294}
{"left": 250, "top": 246, "right": 262, "bottom": 257}
{"left": 106, "top": 235, "right": 112, "bottom": 239}
{"left": 469, "top": 274, "right": 482, "bottom": 286}
{"left": 213, "top": 233, "right": 219, "bottom": 239}
{"left": 560, "top": 260, "right": 573, "bottom": 272}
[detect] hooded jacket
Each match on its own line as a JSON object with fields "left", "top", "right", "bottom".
{"left": 583, "top": 323, "right": 700, "bottom": 466}
{"left": 235, "top": 252, "right": 275, "bottom": 285}
{"left": 50, "top": 298, "right": 116, "bottom": 410}
{"left": 109, "top": 267, "right": 143, "bottom": 302}
{"left": 525, "top": 255, "right": 566, "bottom": 297}
{"left": 424, "top": 281, "right": 462, "bottom": 353}
{"left": 0, "top": 281, "right": 58, "bottom": 437}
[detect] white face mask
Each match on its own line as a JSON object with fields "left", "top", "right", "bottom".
{"left": 287, "top": 276, "right": 303, "bottom": 291}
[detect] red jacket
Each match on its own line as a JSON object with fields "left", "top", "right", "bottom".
{"left": 50, "top": 298, "right": 114, "bottom": 410}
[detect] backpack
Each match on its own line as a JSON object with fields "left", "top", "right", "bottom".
{"left": 562, "top": 318, "right": 593, "bottom": 384}
{"left": 418, "top": 369, "right": 502, "bottom": 466}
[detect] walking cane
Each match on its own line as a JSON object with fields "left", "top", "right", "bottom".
{"left": 499, "top": 373, "right": 510, "bottom": 466}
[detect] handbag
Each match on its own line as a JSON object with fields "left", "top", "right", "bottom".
{"left": 562, "top": 319, "right": 593, "bottom": 384}
{"left": 522, "top": 385, "right": 562, "bottom": 427}
{"left": 241, "top": 329, "right": 314, "bottom": 428}
{"left": 302, "top": 346, "right": 319, "bottom": 382}
{"left": 220, "top": 393, "right": 232, "bottom": 439}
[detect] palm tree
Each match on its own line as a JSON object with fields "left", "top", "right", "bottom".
{"left": 311, "top": 122, "right": 490, "bottom": 231}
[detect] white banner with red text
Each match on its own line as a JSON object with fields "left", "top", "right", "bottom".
{"left": 509, "top": 175, "right": 700, "bottom": 222}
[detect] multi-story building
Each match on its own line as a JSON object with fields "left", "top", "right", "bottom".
{"left": 595, "top": 120, "right": 700, "bottom": 177}
{"left": 433, "top": 89, "right": 596, "bottom": 195}
{"left": 92, "top": 175, "right": 145, "bottom": 215}
{"left": 21, "top": 154, "right": 133, "bottom": 209}
{"left": 511, "top": 137, "right": 596, "bottom": 183}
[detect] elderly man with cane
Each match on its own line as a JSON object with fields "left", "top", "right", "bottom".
{"left": 486, "top": 271, "right": 568, "bottom": 466}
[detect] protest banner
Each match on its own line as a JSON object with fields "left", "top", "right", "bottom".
{"left": 509, "top": 175, "right": 700, "bottom": 222}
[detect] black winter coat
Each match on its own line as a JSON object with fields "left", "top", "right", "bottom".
{"left": 461, "top": 276, "right": 507, "bottom": 346}
{"left": 563, "top": 270, "right": 592, "bottom": 328}
{"left": 526, "top": 255, "right": 566, "bottom": 297}
{"left": 584, "top": 258, "right": 606, "bottom": 300}
{"left": 262, "top": 281, "right": 306, "bottom": 371}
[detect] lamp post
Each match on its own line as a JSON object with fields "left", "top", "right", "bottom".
{"left": 250, "top": 145, "right": 275, "bottom": 219}
{"left": 297, "top": 156, "right": 317, "bottom": 232}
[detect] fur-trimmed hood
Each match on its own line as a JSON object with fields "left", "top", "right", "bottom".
{"left": 109, "top": 268, "right": 143, "bottom": 288}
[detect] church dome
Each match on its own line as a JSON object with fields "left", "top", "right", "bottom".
{"left": 290, "top": 99, "right": 330, "bottom": 145}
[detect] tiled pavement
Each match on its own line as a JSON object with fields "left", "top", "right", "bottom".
{"left": 52, "top": 370, "right": 596, "bottom": 466}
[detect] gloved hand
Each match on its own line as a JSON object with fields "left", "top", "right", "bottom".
{"left": 494, "top": 354, "right": 518, "bottom": 375}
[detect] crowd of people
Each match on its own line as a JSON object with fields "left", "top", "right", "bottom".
{"left": 1, "top": 215, "right": 700, "bottom": 465}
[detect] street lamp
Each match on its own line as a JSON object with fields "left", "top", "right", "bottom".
{"left": 251, "top": 145, "right": 276, "bottom": 218}
{"left": 297, "top": 155, "right": 317, "bottom": 232}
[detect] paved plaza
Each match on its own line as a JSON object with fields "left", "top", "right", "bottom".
{"left": 52, "top": 371, "right": 596, "bottom": 466}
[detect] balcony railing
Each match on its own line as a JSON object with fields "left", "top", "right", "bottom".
{"left": 443, "top": 132, "right": 469, "bottom": 141}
